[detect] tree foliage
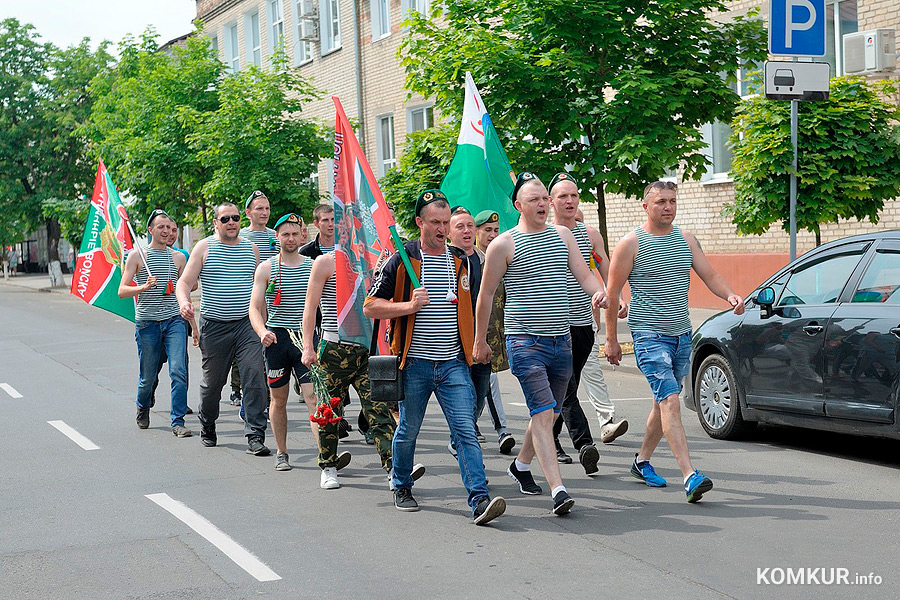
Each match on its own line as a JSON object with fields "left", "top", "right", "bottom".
{"left": 399, "top": 0, "right": 767, "bottom": 243}
{"left": 725, "top": 76, "right": 900, "bottom": 246}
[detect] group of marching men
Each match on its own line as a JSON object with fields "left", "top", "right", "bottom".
{"left": 120, "top": 172, "right": 745, "bottom": 525}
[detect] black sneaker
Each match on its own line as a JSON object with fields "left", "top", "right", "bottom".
{"left": 200, "top": 425, "right": 216, "bottom": 447}
{"left": 394, "top": 488, "right": 419, "bottom": 512}
{"left": 498, "top": 432, "right": 515, "bottom": 455}
{"left": 473, "top": 496, "right": 506, "bottom": 526}
{"left": 229, "top": 391, "right": 242, "bottom": 406}
{"left": 506, "top": 461, "right": 542, "bottom": 495}
{"left": 335, "top": 450, "right": 352, "bottom": 471}
{"left": 338, "top": 417, "right": 351, "bottom": 439}
{"left": 246, "top": 437, "right": 271, "bottom": 456}
{"left": 357, "top": 410, "right": 369, "bottom": 434}
{"left": 136, "top": 406, "right": 150, "bottom": 430}
{"left": 552, "top": 490, "right": 575, "bottom": 515}
{"left": 474, "top": 425, "right": 486, "bottom": 444}
{"left": 579, "top": 444, "right": 600, "bottom": 475}
{"left": 555, "top": 438, "right": 573, "bottom": 464}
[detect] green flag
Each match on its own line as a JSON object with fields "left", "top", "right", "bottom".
{"left": 441, "top": 72, "right": 518, "bottom": 231}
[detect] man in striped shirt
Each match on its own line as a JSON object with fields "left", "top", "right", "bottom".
{"left": 474, "top": 173, "right": 609, "bottom": 516}
{"left": 604, "top": 181, "right": 744, "bottom": 503}
{"left": 249, "top": 213, "right": 315, "bottom": 472}
{"left": 364, "top": 190, "right": 506, "bottom": 526}
{"left": 176, "top": 202, "right": 270, "bottom": 456}
{"left": 118, "top": 209, "right": 190, "bottom": 436}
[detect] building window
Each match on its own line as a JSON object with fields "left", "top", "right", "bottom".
{"left": 372, "top": 0, "right": 391, "bottom": 39}
{"left": 293, "top": 0, "right": 314, "bottom": 64}
{"left": 826, "top": 0, "right": 858, "bottom": 77}
{"left": 225, "top": 23, "right": 240, "bottom": 73}
{"left": 246, "top": 11, "right": 262, "bottom": 67}
{"left": 402, "top": 0, "right": 429, "bottom": 15}
{"left": 270, "top": 1, "right": 285, "bottom": 52}
{"left": 407, "top": 105, "right": 434, "bottom": 132}
{"left": 320, "top": 0, "right": 341, "bottom": 54}
{"left": 376, "top": 115, "right": 396, "bottom": 176}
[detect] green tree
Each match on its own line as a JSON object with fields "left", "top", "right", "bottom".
{"left": 380, "top": 124, "right": 457, "bottom": 237}
{"left": 181, "top": 52, "right": 330, "bottom": 223}
{"left": 399, "top": 0, "right": 766, "bottom": 246}
{"left": 725, "top": 76, "right": 900, "bottom": 246}
{"left": 85, "top": 30, "right": 221, "bottom": 235}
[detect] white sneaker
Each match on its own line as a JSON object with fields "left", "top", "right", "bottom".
{"left": 600, "top": 420, "right": 629, "bottom": 444}
{"left": 320, "top": 467, "right": 340, "bottom": 490}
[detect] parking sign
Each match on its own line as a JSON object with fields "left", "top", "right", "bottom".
{"left": 769, "top": 0, "right": 826, "bottom": 57}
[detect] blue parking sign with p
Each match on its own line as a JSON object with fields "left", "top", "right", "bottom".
{"left": 769, "top": 0, "right": 826, "bottom": 57}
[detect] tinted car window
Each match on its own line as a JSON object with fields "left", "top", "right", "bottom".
{"left": 852, "top": 248, "right": 900, "bottom": 304}
{"left": 779, "top": 244, "right": 868, "bottom": 306}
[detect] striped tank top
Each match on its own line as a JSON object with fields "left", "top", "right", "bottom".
{"left": 240, "top": 226, "right": 279, "bottom": 260}
{"left": 265, "top": 255, "right": 313, "bottom": 330}
{"left": 504, "top": 226, "right": 570, "bottom": 336}
{"left": 199, "top": 237, "right": 257, "bottom": 321}
{"left": 628, "top": 226, "right": 693, "bottom": 336}
{"left": 134, "top": 247, "right": 180, "bottom": 321}
{"left": 566, "top": 222, "right": 594, "bottom": 327}
{"left": 407, "top": 249, "right": 462, "bottom": 361}
{"left": 320, "top": 253, "right": 338, "bottom": 334}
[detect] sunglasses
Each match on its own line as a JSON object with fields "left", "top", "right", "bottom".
{"left": 218, "top": 215, "right": 241, "bottom": 223}
{"left": 643, "top": 180, "right": 677, "bottom": 198}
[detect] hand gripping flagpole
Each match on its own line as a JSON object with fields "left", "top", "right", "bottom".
{"left": 124, "top": 218, "right": 153, "bottom": 278}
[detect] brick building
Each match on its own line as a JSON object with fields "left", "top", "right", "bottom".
{"left": 194, "top": 0, "right": 899, "bottom": 306}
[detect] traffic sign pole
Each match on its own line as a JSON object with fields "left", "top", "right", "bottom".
{"left": 790, "top": 96, "right": 798, "bottom": 261}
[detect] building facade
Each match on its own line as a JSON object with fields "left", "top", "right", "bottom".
{"left": 195, "top": 0, "right": 899, "bottom": 307}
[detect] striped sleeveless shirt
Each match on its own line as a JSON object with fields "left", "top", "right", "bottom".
{"left": 628, "top": 226, "right": 693, "bottom": 336}
{"left": 240, "top": 226, "right": 279, "bottom": 260}
{"left": 320, "top": 253, "right": 338, "bottom": 334}
{"left": 566, "top": 222, "right": 594, "bottom": 327}
{"left": 134, "top": 247, "right": 180, "bottom": 321}
{"left": 407, "top": 249, "right": 462, "bottom": 361}
{"left": 504, "top": 226, "right": 570, "bottom": 336}
{"left": 265, "top": 255, "right": 313, "bottom": 329}
{"left": 199, "top": 237, "right": 257, "bottom": 321}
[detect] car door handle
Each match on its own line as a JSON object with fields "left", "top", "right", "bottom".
{"left": 803, "top": 324, "right": 824, "bottom": 335}
{"left": 891, "top": 327, "right": 900, "bottom": 339}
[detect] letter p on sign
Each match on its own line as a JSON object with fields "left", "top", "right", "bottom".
{"left": 769, "top": 0, "right": 826, "bottom": 57}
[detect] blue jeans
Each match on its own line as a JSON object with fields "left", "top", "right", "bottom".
{"left": 632, "top": 330, "right": 692, "bottom": 402}
{"left": 136, "top": 316, "right": 188, "bottom": 427}
{"left": 506, "top": 334, "right": 573, "bottom": 416}
{"left": 392, "top": 356, "right": 489, "bottom": 511}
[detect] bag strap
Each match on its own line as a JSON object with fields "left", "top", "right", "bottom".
{"left": 370, "top": 319, "right": 381, "bottom": 355}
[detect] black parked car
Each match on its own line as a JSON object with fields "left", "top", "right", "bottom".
{"left": 685, "top": 231, "right": 900, "bottom": 440}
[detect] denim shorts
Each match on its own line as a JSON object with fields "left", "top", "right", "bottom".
{"left": 632, "top": 330, "right": 692, "bottom": 403}
{"left": 506, "top": 334, "right": 573, "bottom": 416}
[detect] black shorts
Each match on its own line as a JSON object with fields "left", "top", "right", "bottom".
{"left": 263, "top": 327, "right": 310, "bottom": 388}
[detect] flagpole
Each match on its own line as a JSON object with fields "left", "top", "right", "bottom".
{"left": 125, "top": 219, "right": 153, "bottom": 278}
{"left": 388, "top": 225, "right": 421, "bottom": 289}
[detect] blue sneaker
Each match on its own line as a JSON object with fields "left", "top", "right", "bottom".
{"left": 630, "top": 454, "right": 667, "bottom": 487}
{"left": 684, "top": 470, "right": 713, "bottom": 503}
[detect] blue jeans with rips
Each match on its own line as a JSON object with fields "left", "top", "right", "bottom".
{"left": 136, "top": 315, "right": 188, "bottom": 427}
{"left": 392, "top": 355, "right": 489, "bottom": 511}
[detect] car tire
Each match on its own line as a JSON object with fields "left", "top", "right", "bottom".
{"left": 695, "top": 354, "right": 753, "bottom": 440}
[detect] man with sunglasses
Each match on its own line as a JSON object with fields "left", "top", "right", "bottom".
{"left": 604, "top": 180, "right": 744, "bottom": 503}
{"left": 177, "top": 202, "right": 270, "bottom": 456}
{"left": 118, "top": 209, "right": 190, "bottom": 436}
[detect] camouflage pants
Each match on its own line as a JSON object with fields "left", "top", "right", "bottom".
{"left": 317, "top": 340, "right": 394, "bottom": 472}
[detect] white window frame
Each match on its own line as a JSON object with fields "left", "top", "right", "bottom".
{"left": 372, "top": 0, "right": 391, "bottom": 40}
{"left": 406, "top": 104, "right": 434, "bottom": 133}
{"left": 402, "top": 0, "right": 429, "bottom": 16}
{"left": 701, "top": 62, "right": 761, "bottom": 183}
{"left": 376, "top": 114, "right": 396, "bottom": 177}
{"left": 320, "top": 0, "right": 342, "bottom": 55}
{"left": 827, "top": 0, "right": 858, "bottom": 77}
{"left": 246, "top": 11, "right": 263, "bottom": 67}
{"left": 292, "top": 0, "right": 314, "bottom": 65}
{"left": 224, "top": 22, "right": 240, "bottom": 73}
{"left": 269, "top": 0, "right": 285, "bottom": 53}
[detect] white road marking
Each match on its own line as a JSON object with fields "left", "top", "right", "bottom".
{"left": 0, "top": 383, "right": 22, "bottom": 398}
{"left": 47, "top": 420, "right": 100, "bottom": 450}
{"left": 146, "top": 493, "right": 281, "bottom": 582}
{"left": 510, "top": 398, "right": 651, "bottom": 408}
{"left": 509, "top": 402, "right": 527, "bottom": 407}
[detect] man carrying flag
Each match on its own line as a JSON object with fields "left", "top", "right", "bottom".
{"left": 118, "top": 209, "right": 190, "bottom": 436}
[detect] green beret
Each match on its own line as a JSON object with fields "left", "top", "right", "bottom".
{"left": 415, "top": 189, "right": 449, "bottom": 216}
{"left": 245, "top": 190, "right": 267, "bottom": 210}
{"left": 548, "top": 172, "right": 575, "bottom": 193}
{"left": 147, "top": 208, "right": 170, "bottom": 230}
{"left": 511, "top": 171, "right": 540, "bottom": 205}
{"left": 273, "top": 213, "right": 302, "bottom": 230}
{"left": 450, "top": 205, "right": 471, "bottom": 216}
{"left": 474, "top": 210, "right": 499, "bottom": 226}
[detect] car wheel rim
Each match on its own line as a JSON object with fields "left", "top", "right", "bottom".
{"left": 698, "top": 364, "right": 731, "bottom": 430}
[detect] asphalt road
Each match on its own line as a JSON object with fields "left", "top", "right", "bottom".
{"left": 0, "top": 284, "right": 897, "bottom": 600}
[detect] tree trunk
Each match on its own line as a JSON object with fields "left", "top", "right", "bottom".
{"left": 595, "top": 179, "right": 610, "bottom": 255}
{"left": 47, "top": 218, "right": 64, "bottom": 287}
{"left": 814, "top": 224, "right": 821, "bottom": 247}
{"left": 200, "top": 197, "right": 209, "bottom": 234}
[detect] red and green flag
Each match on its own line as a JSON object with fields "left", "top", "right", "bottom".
{"left": 70, "top": 159, "right": 136, "bottom": 321}
{"left": 331, "top": 97, "right": 397, "bottom": 349}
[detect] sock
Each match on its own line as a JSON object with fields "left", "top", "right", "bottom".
{"left": 515, "top": 459, "right": 531, "bottom": 472}
{"left": 635, "top": 455, "right": 648, "bottom": 465}
{"left": 551, "top": 485, "right": 567, "bottom": 497}
{"left": 684, "top": 473, "right": 695, "bottom": 485}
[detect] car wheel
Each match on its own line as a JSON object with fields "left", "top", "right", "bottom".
{"left": 695, "top": 354, "right": 752, "bottom": 440}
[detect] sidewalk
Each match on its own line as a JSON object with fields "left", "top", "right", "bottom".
{"left": 0, "top": 272, "right": 72, "bottom": 293}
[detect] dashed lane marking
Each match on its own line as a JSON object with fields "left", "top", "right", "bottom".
{"left": 0, "top": 383, "right": 22, "bottom": 398}
{"left": 47, "top": 420, "right": 100, "bottom": 450}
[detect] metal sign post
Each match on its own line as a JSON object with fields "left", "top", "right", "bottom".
{"left": 790, "top": 98, "right": 798, "bottom": 261}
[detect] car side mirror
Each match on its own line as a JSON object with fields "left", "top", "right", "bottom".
{"left": 756, "top": 286, "right": 775, "bottom": 318}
